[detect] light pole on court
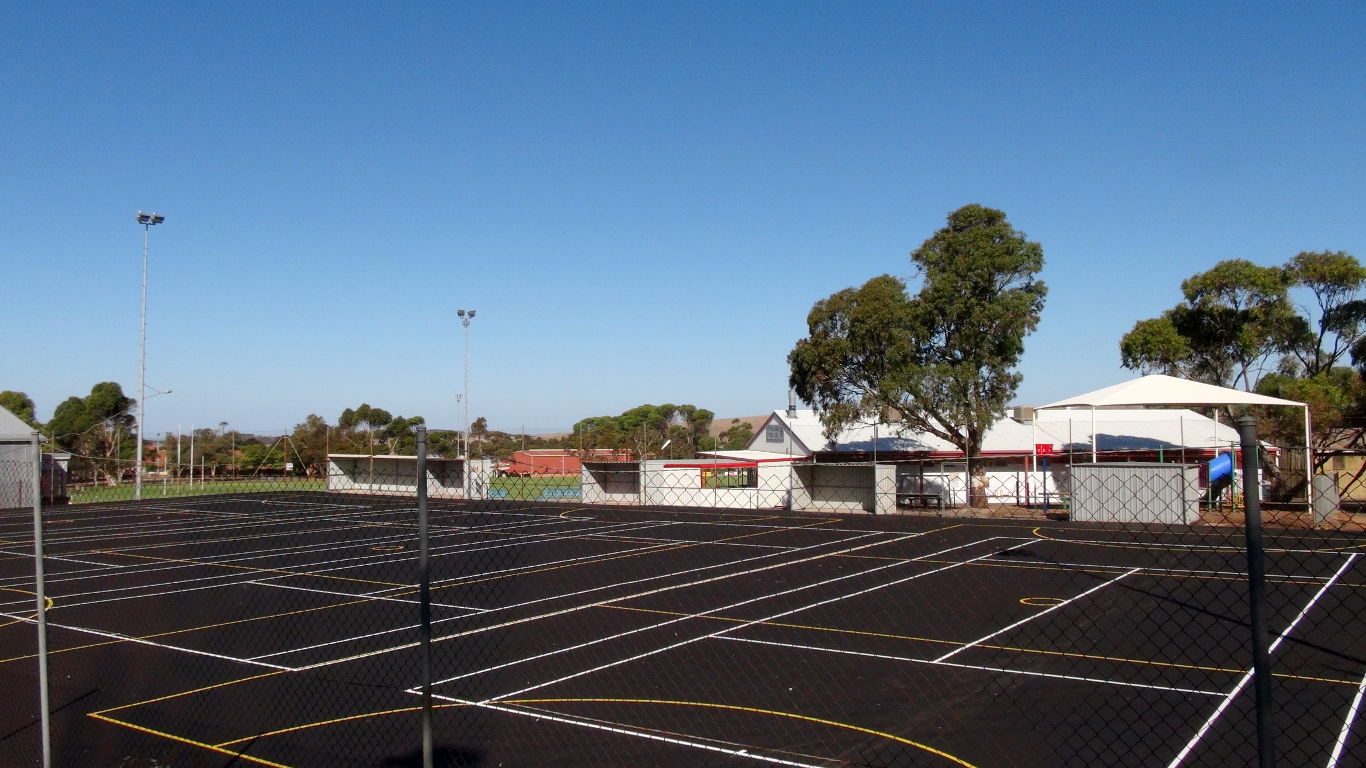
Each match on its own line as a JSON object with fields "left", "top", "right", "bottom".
{"left": 457, "top": 309, "right": 476, "bottom": 459}
{"left": 135, "top": 211, "right": 165, "bottom": 501}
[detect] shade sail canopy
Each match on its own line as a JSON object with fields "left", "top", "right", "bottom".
{"left": 1039, "top": 374, "right": 1304, "bottom": 410}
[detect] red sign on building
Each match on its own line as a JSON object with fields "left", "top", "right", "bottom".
{"left": 1035, "top": 443, "right": 1054, "bottom": 455}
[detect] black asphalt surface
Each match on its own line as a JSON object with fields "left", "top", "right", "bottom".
{"left": 1, "top": 492, "right": 1363, "bottom": 767}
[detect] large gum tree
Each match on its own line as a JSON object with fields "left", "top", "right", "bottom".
{"left": 789, "top": 204, "right": 1047, "bottom": 503}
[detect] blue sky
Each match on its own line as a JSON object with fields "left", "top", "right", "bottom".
{"left": 3, "top": 1, "right": 1363, "bottom": 436}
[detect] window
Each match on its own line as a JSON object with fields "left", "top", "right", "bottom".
{"left": 765, "top": 424, "right": 784, "bottom": 443}
{"left": 702, "top": 466, "right": 758, "bottom": 488}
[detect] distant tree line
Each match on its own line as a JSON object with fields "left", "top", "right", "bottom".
{"left": 2, "top": 388, "right": 757, "bottom": 483}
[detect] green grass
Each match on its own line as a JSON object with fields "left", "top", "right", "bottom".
{"left": 488, "top": 475, "right": 582, "bottom": 500}
{"left": 68, "top": 475, "right": 584, "bottom": 504}
{"left": 69, "top": 477, "right": 326, "bottom": 504}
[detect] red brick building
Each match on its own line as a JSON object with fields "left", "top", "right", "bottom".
{"left": 505, "top": 449, "right": 632, "bottom": 476}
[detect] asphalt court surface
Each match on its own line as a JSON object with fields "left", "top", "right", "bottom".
{"left": 1, "top": 491, "right": 1364, "bottom": 767}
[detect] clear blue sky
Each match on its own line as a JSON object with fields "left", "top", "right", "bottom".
{"left": 3, "top": 1, "right": 1363, "bottom": 436}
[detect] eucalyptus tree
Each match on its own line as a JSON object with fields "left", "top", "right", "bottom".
{"left": 789, "top": 204, "right": 1047, "bottom": 501}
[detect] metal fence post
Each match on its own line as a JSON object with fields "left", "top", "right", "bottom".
{"left": 30, "top": 433, "right": 51, "bottom": 768}
{"left": 1237, "top": 416, "right": 1276, "bottom": 768}
{"left": 416, "top": 427, "right": 433, "bottom": 768}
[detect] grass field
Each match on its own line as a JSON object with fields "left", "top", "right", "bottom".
{"left": 488, "top": 475, "right": 582, "bottom": 500}
{"left": 69, "top": 477, "right": 327, "bottom": 504}
{"left": 70, "top": 476, "right": 581, "bottom": 504}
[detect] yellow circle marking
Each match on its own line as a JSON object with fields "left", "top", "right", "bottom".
{"left": 1020, "top": 596, "right": 1065, "bottom": 607}
{"left": 212, "top": 697, "right": 978, "bottom": 767}
{"left": 0, "top": 586, "right": 55, "bottom": 628}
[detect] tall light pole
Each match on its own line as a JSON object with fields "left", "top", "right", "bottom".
{"left": 457, "top": 309, "right": 475, "bottom": 459}
{"left": 135, "top": 211, "right": 165, "bottom": 501}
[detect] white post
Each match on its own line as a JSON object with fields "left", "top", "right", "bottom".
{"left": 1090, "top": 406, "right": 1097, "bottom": 463}
{"left": 1305, "top": 404, "right": 1314, "bottom": 508}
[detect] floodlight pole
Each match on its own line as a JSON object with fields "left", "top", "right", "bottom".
{"left": 457, "top": 309, "right": 475, "bottom": 459}
{"left": 135, "top": 211, "right": 165, "bottom": 501}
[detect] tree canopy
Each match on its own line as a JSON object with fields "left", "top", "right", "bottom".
{"left": 571, "top": 404, "right": 715, "bottom": 456}
{"left": 789, "top": 204, "right": 1047, "bottom": 466}
{"left": 1120, "top": 251, "right": 1366, "bottom": 472}
{"left": 0, "top": 391, "right": 38, "bottom": 427}
{"left": 46, "top": 382, "right": 136, "bottom": 481}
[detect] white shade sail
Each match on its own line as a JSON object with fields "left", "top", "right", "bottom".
{"left": 1040, "top": 374, "right": 1304, "bottom": 410}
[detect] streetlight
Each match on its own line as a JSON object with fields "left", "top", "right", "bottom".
{"left": 457, "top": 309, "right": 475, "bottom": 459}
{"left": 135, "top": 211, "right": 165, "bottom": 501}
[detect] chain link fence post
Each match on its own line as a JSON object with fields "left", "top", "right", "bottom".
{"left": 28, "top": 431, "right": 51, "bottom": 768}
{"left": 1238, "top": 415, "right": 1277, "bottom": 768}
{"left": 416, "top": 426, "right": 433, "bottom": 768}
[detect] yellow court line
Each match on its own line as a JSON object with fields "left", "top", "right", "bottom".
{"left": 509, "top": 698, "right": 980, "bottom": 768}
{"left": 3, "top": 515, "right": 862, "bottom": 665}
{"left": 1029, "top": 526, "right": 1366, "bottom": 553}
{"left": 0, "top": 594, "right": 381, "bottom": 665}
{"left": 602, "top": 604, "right": 1362, "bottom": 686}
{"left": 439, "top": 518, "right": 960, "bottom": 591}
{"left": 65, "top": 518, "right": 419, "bottom": 558}
{"left": 910, "top": 553, "right": 1357, "bottom": 588}
{"left": 0, "top": 586, "right": 54, "bottom": 629}
{"left": 90, "top": 548, "right": 409, "bottom": 588}
{"left": 92, "top": 669, "right": 289, "bottom": 715}
{"left": 90, "top": 713, "right": 293, "bottom": 768}
{"left": 215, "top": 697, "right": 977, "bottom": 767}
{"left": 430, "top": 515, "right": 844, "bottom": 590}
{"left": 214, "top": 704, "right": 454, "bottom": 747}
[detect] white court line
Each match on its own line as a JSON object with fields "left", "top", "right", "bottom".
{"left": 38, "top": 518, "right": 680, "bottom": 606}
{"left": 425, "top": 694, "right": 832, "bottom": 768}
{"left": 268, "top": 529, "right": 892, "bottom": 663}
{"left": 1035, "top": 533, "right": 1359, "bottom": 557}
{"left": 0, "top": 610, "right": 293, "bottom": 670}
{"left": 1326, "top": 666, "right": 1366, "bottom": 767}
{"left": 933, "top": 567, "right": 1141, "bottom": 663}
{"left": 722, "top": 635, "right": 1223, "bottom": 698}
{"left": 471, "top": 540, "right": 1014, "bottom": 701}
{"left": 1167, "top": 553, "right": 1360, "bottom": 768}
{"left": 960, "top": 555, "right": 1341, "bottom": 584}
{"left": 0, "top": 551, "right": 126, "bottom": 569}
{"left": 9, "top": 508, "right": 571, "bottom": 584}
{"left": 428, "top": 535, "right": 955, "bottom": 686}
{"left": 245, "top": 580, "right": 489, "bottom": 612}
{"left": 285, "top": 524, "right": 907, "bottom": 664}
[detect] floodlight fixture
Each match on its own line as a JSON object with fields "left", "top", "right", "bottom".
{"left": 136, "top": 211, "right": 165, "bottom": 226}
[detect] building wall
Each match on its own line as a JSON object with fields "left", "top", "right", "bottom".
{"left": 0, "top": 441, "right": 33, "bottom": 509}
{"left": 326, "top": 455, "right": 483, "bottom": 498}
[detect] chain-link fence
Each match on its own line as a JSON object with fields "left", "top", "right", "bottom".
{"left": 3, "top": 424, "right": 1363, "bottom": 766}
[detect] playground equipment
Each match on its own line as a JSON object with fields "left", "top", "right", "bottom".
{"left": 1207, "top": 451, "right": 1235, "bottom": 498}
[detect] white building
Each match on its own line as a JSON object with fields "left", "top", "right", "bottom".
{"left": 703, "top": 407, "right": 1242, "bottom": 508}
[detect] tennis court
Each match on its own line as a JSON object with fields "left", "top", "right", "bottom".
{"left": 2, "top": 492, "right": 1364, "bottom": 766}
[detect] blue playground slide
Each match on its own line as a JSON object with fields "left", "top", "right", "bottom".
{"left": 1207, "top": 451, "right": 1234, "bottom": 497}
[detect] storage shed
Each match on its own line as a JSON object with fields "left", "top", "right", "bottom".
{"left": 0, "top": 406, "right": 37, "bottom": 509}
{"left": 1070, "top": 463, "right": 1202, "bottom": 525}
